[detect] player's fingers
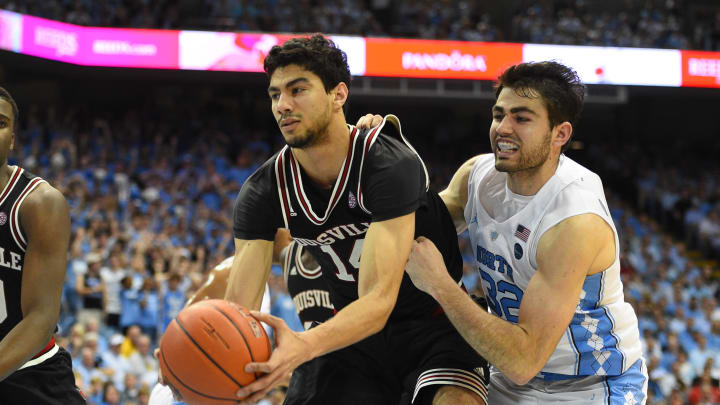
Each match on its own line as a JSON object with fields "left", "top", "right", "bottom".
{"left": 369, "top": 114, "right": 383, "bottom": 127}
{"left": 237, "top": 369, "right": 285, "bottom": 404}
{"left": 355, "top": 113, "right": 375, "bottom": 128}
{"left": 236, "top": 370, "right": 277, "bottom": 399}
{"left": 244, "top": 360, "right": 273, "bottom": 374}
{"left": 249, "top": 310, "right": 283, "bottom": 328}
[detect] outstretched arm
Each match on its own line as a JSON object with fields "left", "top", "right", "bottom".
{"left": 406, "top": 213, "right": 614, "bottom": 385}
{"left": 0, "top": 184, "right": 70, "bottom": 381}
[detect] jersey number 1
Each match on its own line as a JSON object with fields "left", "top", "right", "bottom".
{"left": 0, "top": 280, "right": 6, "bottom": 324}
{"left": 320, "top": 239, "right": 364, "bottom": 282}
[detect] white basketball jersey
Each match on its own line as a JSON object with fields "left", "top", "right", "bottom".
{"left": 465, "top": 154, "right": 642, "bottom": 377}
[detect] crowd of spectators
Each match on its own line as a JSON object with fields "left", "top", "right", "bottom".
{"left": 3, "top": 0, "right": 720, "bottom": 50}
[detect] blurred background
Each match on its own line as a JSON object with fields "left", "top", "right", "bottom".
{"left": 1, "top": 1, "right": 720, "bottom": 404}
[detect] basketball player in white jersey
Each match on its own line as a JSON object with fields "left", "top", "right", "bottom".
{"left": 357, "top": 61, "right": 647, "bottom": 404}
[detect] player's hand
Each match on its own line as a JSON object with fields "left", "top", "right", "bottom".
{"left": 355, "top": 114, "right": 383, "bottom": 129}
{"left": 405, "top": 236, "right": 453, "bottom": 296}
{"left": 236, "top": 311, "right": 313, "bottom": 404}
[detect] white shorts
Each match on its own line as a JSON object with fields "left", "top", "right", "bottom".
{"left": 149, "top": 383, "right": 183, "bottom": 405}
{"left": 488, "top": 358, "right": 648, "bottom": 405}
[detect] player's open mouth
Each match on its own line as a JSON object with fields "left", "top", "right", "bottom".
{"left": 496, "top": 141, "right": 519, "bottom": 156}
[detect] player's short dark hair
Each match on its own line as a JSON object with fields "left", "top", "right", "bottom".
{"left": 0, "top": 86, "right": 19, "bottom": 133}
{"left": 495, "top": 61, "right": 585, "bottom": 152}
{"left": 264, "top": 34, "right": 351, "bottom": 94}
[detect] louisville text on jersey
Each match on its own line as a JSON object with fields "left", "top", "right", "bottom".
{"left": 293, "top": 222, "right": 371, "bottom": 246}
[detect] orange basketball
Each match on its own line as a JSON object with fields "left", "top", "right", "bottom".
{"left": 158, "top": 299, "right": 272, "bottom": 404}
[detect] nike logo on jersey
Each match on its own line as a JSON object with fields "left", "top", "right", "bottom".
{"left": 294, "top": 222, "right": 370, "bottom": 246}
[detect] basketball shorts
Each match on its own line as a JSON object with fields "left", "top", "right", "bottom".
{"left": 0, "top": 345, "right": 86, "bottom": 404}
{"left": 283, "top": 313, "right": 489, "bottom": 405}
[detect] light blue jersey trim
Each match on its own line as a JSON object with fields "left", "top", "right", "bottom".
{"left": 569, "top": 273, "right": 624, "bottom": 376}
{"left": 605, "top": 358, "right": 647, "bottom": 404}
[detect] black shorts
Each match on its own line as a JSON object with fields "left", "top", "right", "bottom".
{"left": 0, "top": 346, "right": 86, "bottom": 405}
{"left": 283, "top": 313, "right": 489, "bottom": 405}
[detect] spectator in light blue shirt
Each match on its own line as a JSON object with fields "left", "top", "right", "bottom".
{"left": 119, "top": 276, "right": 141, "bottom": 331}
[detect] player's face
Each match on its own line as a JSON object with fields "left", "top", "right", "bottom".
{"left": 489, "top": 87, "right": 552, "bottom": 173}
{"left": 0, "top": 100, "right": 14, "bottom": 164}
{"left": 268, "top": 65, "right": 333, "bottom": 149}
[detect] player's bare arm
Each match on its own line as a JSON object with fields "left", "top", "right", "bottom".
{"left": 186, "top": 229, "right": 292, "bottom": 307}
{"left": 438, "top": 155, "right": 483, "bottom": 234}
{"left": 406, "top": 212, "right": 614, "bottom": 385}
{"left": 224, "top": 238, "right": 274, "bottom": 311}
{"left": 0, "top": 184, "right": 70, "bottom": 381}
{"left": 237, "top": 212, "right": 415, "bottom": 403}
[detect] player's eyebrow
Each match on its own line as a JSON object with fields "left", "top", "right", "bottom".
{"left": 492, "top": 105, "right": 539, "bottom": 116}
{"left": 268, "top": 77, "right": 311, "bottom": 94}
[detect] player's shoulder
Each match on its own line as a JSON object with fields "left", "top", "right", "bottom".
{"left": 235, "top": 149, "right": 284, "bottom": 205}
{"left": 243, "top": 149, "right": 284, "bottom": 187}
{"left": 19, "top": 175, "right": 67, "bottom": 215}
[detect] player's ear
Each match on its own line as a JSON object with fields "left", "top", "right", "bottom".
{"left": 9, "top": 133, "right": 13, "bottom": 151}
{"left": 552, "top": 121, "right": 572, "bottom": 150}
{"left": 331, "top": 82, "right": 349, "bottom": 112}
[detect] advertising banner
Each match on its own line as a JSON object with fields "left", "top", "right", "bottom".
{"left": 365, "top": 38, "right": 523, "bottom": 80}
{"left": 178, "top": 32, "right": 365, "bottom": 75}
{"left": 681, "top": 50, "right": 720, "bottom": 88}
{"left": 22, "top": 15, "right": 178, "bottom": 68}
{"left": 522, "top": 44, "right": 682, "bottom": 87}
{"left": 0, "top": 9, "right": 22, "bottom": 52}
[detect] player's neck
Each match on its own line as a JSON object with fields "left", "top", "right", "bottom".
{"left": 506, "top": 156, "right": 559, "bottom": 196}
{"left": 292, "top": 119, "right": 351, "bottom": 189}
{"left": 0, "top": 163, "right": 13, "bottom": 192}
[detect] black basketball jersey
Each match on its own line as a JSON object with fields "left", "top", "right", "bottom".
{"left": 282, "top": 241, "right": 335, "bottom": 330}
{"left": 0, "top": 166, "right": 47, "bottom": 342}
{"left": 234, "top": 115, "right": 463, "bottom": 320}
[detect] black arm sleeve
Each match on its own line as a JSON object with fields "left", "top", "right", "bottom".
{"left": 362, "top": 135, "right": 426, "bottom": 222}
{"left": 232, "top": 161, "right": 284, "bottom": 241}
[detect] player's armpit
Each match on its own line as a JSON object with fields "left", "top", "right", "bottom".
{"left": 513, "top": 213, "right": 612, "bottom": 381}
{"left": 224, "top": 238, "right": 274, "bottom": 310}
{"left": 439, "top": 155, "right": 482, "bottom": 234}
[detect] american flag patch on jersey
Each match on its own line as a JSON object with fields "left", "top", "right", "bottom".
{"left": 514, "top": 224, "right": 531, "bottom": 242}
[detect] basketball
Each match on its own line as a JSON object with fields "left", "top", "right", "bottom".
{"left": 158, "top": 299, "right": 272, "bottom": 404}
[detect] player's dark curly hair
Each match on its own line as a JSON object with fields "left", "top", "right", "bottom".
{"left": 264, "top": 34, "right": 351, "bottom": 94}
{"left": 495, "top": 61, "right": 585, "bottom": 152}
{"left": 0, "top": 86, "right": 19, "bottom": 133}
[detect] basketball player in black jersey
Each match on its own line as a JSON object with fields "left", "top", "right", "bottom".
{"left": 0, "top": 88, "right": 85, "bottom": 403}
{"left": 228, "top": 35, "right": 489, "bottom": 405}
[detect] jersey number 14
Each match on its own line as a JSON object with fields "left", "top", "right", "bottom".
{"left": 320, "top": 239, "right": 364, "bottom": 282}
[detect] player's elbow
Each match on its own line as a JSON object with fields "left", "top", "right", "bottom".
{"left": 505, "top": 370, "right": 535, "bottom": 386}
{"left": 503, "top": 354, "right": 545, "bottom": 385}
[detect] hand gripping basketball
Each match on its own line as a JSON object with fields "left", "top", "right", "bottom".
{"left": 158, "top": 300, "right": 272, "bottom": 405}
{"left": 235, "top": 311, "right": 314, "bottom": 405}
